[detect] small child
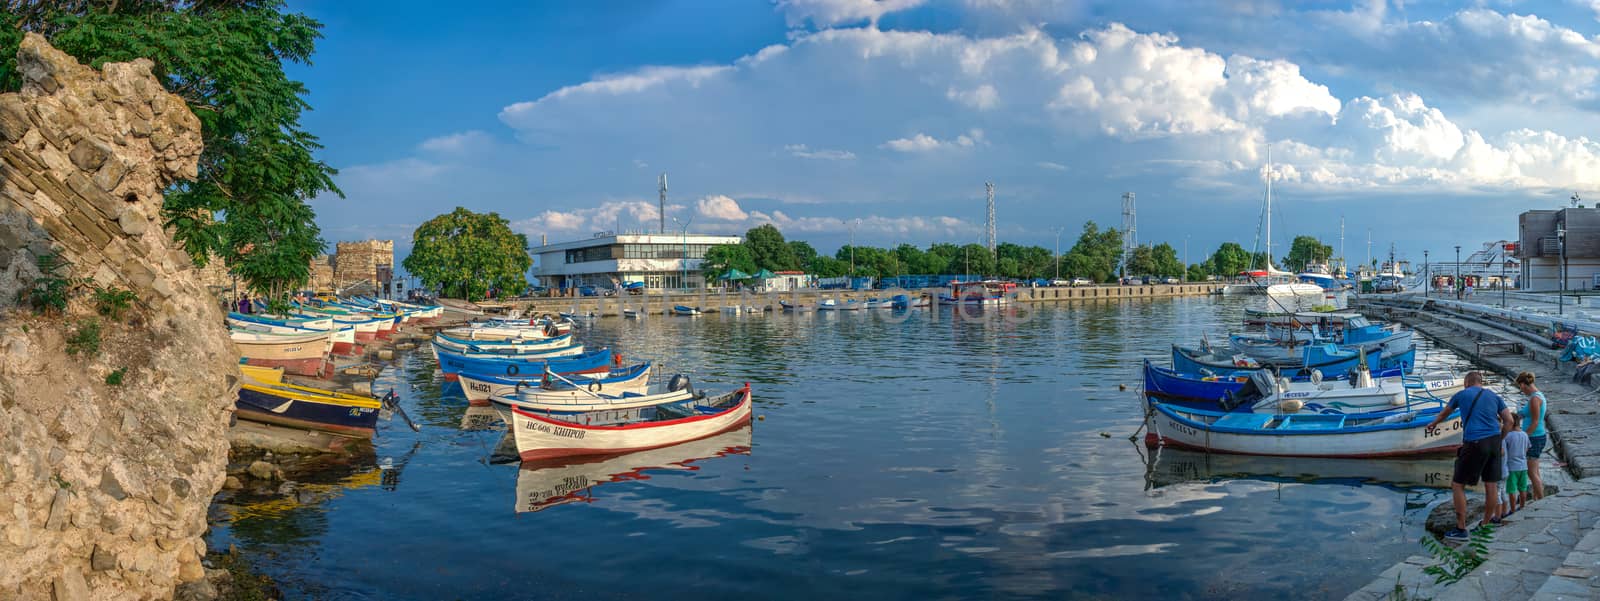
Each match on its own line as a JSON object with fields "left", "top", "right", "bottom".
{"left": 1502, "top": 414, "right": 1533, "bottom": 519}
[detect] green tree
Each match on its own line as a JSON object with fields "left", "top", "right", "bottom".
{"left": 1125, "top": 245, "right": 1156, "bottom": 276}
{"left": 1187, "top": 262, "right": 1211, "bottom": 282}
{"left": 1062, "top": 222, "right": 1124, "bottom": 282}
{"left": 1151, "top": 242, "right": 1184, "bottom": 277}
{"left": 807, "top": 255, "right": 849, "bottom": 277}
{"left": 925, "top": 243, "right": 960, "bottom": 274}
{"left": 2, "top": 1, "right": 339, "bottom": 303}
{"left": 955, "top": 243, "right": 996, "bottom": 277}
{"left": 1284, "top": 235, "right": 1334, "bottom": 272}
{"left": 744, "top": 224, "right": 796, "bottom": 271}
{"left": 788, "top": 240, "right": 818, "bottom": 268}
{"left": 403, "top": 208, "right": 530, "bottom": 301}
{"left": 1208, "top": 242, "right": 1253, "bottom": 276}
{"left": 702, "top": 243, "right": 757, "bottom": 282}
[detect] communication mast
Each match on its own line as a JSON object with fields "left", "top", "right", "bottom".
{"left": 979, "top": 180, "right": 992, "bottom": 260}
{"left": 658, "top": 172, "right": 668, "bottom": 234}
{"left": 1121, "top": 192, "right": 1137, "bottom": 274}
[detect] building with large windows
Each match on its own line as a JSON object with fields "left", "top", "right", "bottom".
{"left": 530, "top": 231, "right": 742, "bottom": 292}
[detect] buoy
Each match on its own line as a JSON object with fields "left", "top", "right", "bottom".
{"left": 757, "top": 415, "right": 765, "bottom": 421}
{"left": 1099, "top": 432, "right": 1110, "bottom": 438}
{"left": 1119, "top": 384, "right": 1127, "bottom": 391}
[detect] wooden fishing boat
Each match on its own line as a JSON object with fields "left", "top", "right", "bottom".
{"left": 489, "top": 386, "right": 700, "bottom": 424}
{"left": 938, "top": 280, "right": 1015, "bottom": 305}
{"left": 433, "top": 346, "right": 616, "bottom": 380}
{"left": 1145, "top": 359, "right": 1459, "bottom": 405}
{"left": 235, "top": 365, "right": 382, "bottom": 437}
{"left": 514, "top": 425, "right": 752, "bottom": 513}
{"left": 1244, "top": 309, "right": 1360, "bottom": 328}
{"left": 672, "top": 305, "right": 702, "bottom": 316}
{"left": 1144, "top": 401, "right": 1462, "bottom": 457}
{"left": 892, "top": 294, "right": 929, "bottom": 309}
{"left": 1172, "top": 343, "right": 1415, "bottom": 376}
{"left": 441, "top": 324, "right": 562, "bottom": 341}
{"left": 817, "top": 299, "right": 861, "bottom": 311}
{"left": 292, "top": 307, "right": 383, "bottom": 342}
{"left": 228, "top": 315, "right": 361, "bottom": 356}
{"left": 778, "top": 300, "right": 811, "bottom": 312}
{"left": 457, "top": 363, "right": 653, "bottom": 405}
{"left": 1144, "top": 365, "right": 1452, "bottom": 415}
{"left": 231, "top": 329, "right": 331, "bottom": 377}
{"left": 431, "top": 332, "right": 575, "bottom": 354}
{"left": 511, "top": 384, "right": 753, "bottom": 461}
{"left": 429, "top": 339, "right": 584, "bottom": 360}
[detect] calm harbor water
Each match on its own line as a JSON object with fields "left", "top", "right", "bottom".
{"left": 209, "top": 296, "right": 1477, "bottom": 600}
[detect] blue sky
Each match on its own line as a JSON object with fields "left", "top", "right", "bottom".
{"left": 288, "top": 0, "right": 1600, "bottom": 270}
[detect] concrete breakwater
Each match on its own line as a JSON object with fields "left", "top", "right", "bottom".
{"left": 1344, "top": 296, "right": 1600, "bottom": 600}
{"left": 499, "top": 283, "right": 1224, "bottom": 317}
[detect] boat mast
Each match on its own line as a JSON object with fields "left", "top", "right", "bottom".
{"left": 1339, "top": 216, "right": 1345, "bottom": 275}
{"left": 1265, "top": 150, "right": 1273, "bottom": 272}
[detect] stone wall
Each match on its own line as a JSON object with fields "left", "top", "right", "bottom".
{"left": 333, "top": 239, "right": 392, "bottom": 293}
{"left": 309, "top": 253, "right": 334, "bottom": 291}
{"left": 0, "top": 34, "right": 237, "bottom": 600}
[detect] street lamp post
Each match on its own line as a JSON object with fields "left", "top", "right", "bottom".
{"left": 1454, "top": 245, "right": 1461, "bottom": 300}
{"left": 1055, "top": 226, "right": 1065, "bottom": 281}
{"left": 1558, "top": 225, "right": 1567, "bottom": 315}
{"left": 672, "top": 216, "right": 693, "bottom": 292}
{"left": 1423, "top": 250, "right": 1429, "bottom": 298}
{"left": 1502, "top": 259, "right": 1509, "bottom": 309}
{"left": 849, "top": 219, "right": 860, "bottom": 278}
{"left": 1183, "top": 235, "right": 1190, "bottom": 282}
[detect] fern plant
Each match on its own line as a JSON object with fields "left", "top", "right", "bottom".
{"left": 1420, "top": 525, "right": 1494, "bottom": 585}
{"left": 19, "top": 253, "right": 77, "bottom": 315}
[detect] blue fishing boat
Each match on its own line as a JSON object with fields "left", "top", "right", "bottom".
{"left": 236, "top": 366, "right": 382, "bottom": 438}
{"left": 1141, "top": 359, "right": 1407, "bottom": 405}
{"left": 672, "top": 305, "right": 702, "bottom": 316}
{"left": 1145, "top": 401, "right": 1461, "bottom": 457}
{"left": 1172, "top": 343, "right": 1415, "bottom": 378}
{"left": 434, "top": 346, "right": 616, "bottom": 379}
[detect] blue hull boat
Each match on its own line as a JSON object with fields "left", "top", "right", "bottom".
{"left": 435, "top": 346, "right": 615, "bottom": 378}
{"left": 1172, "top": 344, "right": 1415, "bottom": 379}
{"left": 1142, "top": 359, "right": 1405, "bottom": 406}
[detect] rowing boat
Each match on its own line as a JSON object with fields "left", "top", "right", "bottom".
{"left": 230, "top": 329, "right": 331, "bottom": 377}
{"left": 1144, "top": 401, "right": 1462, "bottom": 457}
{"left": 235, "top": 365, "right": 382, "bottom": 437}
{"left": 457, "top": 363, "right": 653, "bottom": 405}
{"left": 510, "top": 384, "right": 752, "bottom": 461}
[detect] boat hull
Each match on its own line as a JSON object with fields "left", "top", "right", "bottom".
{"left": 458, "top": 364, "right": 653, "bottom": 405}
{"left": 1145, "top": 403, "right": 1462, "bottom": 458}
{"left": 235, "top": 387, "right": 380, "bottom": 438}
{"left": 511, "top": 386, "right": 753, "bottom": 461}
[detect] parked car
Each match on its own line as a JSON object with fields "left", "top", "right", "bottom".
{"left": 1070, "top": 277, "right": 1092, "bottom": 287}
{"left": 1049, "top": 279, "right": 1071, "bottom": 287}
{"left": 1163, "top": 277, "right": 1180, "bottom": 284}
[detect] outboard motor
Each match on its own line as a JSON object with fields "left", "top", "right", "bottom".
{"left": 668, "top": 374, "right": 694, "bottom": 395}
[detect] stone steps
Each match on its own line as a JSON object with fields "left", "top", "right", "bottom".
{"left": 1531, "top": 525, "right": 1600, "bottom": 600}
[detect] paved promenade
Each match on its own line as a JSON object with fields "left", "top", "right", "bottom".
{"left": 1345, "top": 296, "right": 1600, "bottom": 600}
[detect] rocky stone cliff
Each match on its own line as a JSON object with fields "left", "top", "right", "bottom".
{"left": 0, "top": 34, "right": 239, "bottom": 600}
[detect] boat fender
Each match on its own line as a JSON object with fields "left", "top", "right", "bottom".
{"left": 1279, "top": 399, "right": 1304, "bottom": 413}
{"left": 1309, "top": 369, "right": 1322, "bottom": 384}
{"left": 1276, "top": 376, "right": 1291, "bottom": 395}
{"left": 668, "top": 374, "right": 693, "bottom": 395}
{"left": 613, "top": 352, "right": 623, "bottom": 367}
{"left": 588, "top": 380, "right": 602, "bottom": 393}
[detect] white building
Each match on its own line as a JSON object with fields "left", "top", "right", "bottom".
{"left": 531, "top": 231, "right": 742, "bottom": 292}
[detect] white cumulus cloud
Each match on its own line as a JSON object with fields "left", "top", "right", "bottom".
{"left": 776, "top": 0, "right": 927, "bottom": 28}
{"left": 786, "top": 144, "right": 857, "bottom": 160}
{"left": 697, "top": 195, "right": 750, "bottom": 220}
{"left": 882, "top": 129, "right": 986, "bottom": 152}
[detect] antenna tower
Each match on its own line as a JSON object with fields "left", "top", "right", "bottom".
{"left": 985, "top": 182, "right": 997, "bottom": 263}
{"left": 1121, "top": 192, "right": 1137, "bottom": 273}
{"left": 658, "top": 173, "right": 668, "bottom": 234}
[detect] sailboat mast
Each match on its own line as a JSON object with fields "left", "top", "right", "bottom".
{"left": 1265, "top": 151, "right": 1273, "bottom": 270}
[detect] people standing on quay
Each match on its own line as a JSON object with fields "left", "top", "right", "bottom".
{"left": 1499, "top": 413, "right": 1532, "bottom": 521}
{"left": 1425, "top": 371, "right": 1513, "bottom": 540}
{"left": 1515, "top": 371, "right": 1548, "bottom": 500}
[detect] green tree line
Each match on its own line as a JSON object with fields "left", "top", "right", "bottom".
{"left": 702, "top": 223, "right": 1339, "bottom": 284}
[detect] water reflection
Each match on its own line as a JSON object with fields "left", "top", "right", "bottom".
{"left": 515, "top": 425, "right": 754, "bottom": 513}
{"left": 1143, "top": 444, "right": 1456, "bottom": 491}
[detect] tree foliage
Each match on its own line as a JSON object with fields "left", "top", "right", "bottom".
{"left": 403, "top": 208, "right": 530, "bottom": 301}
{"left": 702, "top": 244, "right": 757, "bottom": 281}
{"left": 1061, "top": 222, "right": 1124, "bottom": 283}
{"left": 0, "top": 1, "right": 339, "bottom": 303}
{"left": 1284, "top": 235, "right": 1334, "bottom": 272}
{"left": 744, "top": 224, "right": 797, "bottom": 271}
{"left": 1208, "top": 242, "right": 1254, "bottom": 276}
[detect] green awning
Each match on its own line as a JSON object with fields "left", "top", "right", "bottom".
{"left": 719, "top": 269, "right": 752, "bottom": 280}
{"left": 752, "top": 269, "right": 776, "bottom": 279}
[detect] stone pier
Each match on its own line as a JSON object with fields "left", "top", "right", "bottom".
{"left": 1344, "top": 295, "right": 1600, "bottom": 600}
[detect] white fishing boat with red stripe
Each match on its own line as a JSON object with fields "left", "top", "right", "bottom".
{"left": 510, "top": 384, "right": 753, "bottom": 461}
